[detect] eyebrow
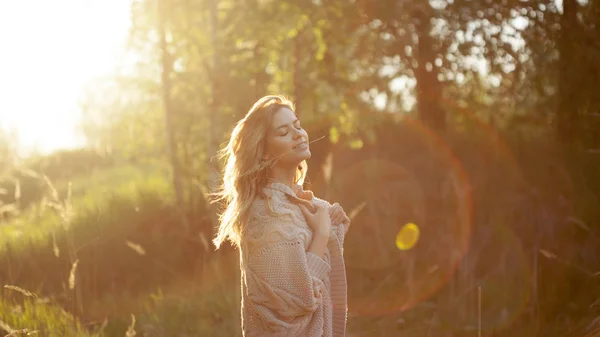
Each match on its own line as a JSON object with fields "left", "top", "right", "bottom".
{"left": 274, "top": 118, "right": 299, "bottom": 131}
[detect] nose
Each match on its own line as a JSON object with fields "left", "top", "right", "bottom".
{"left": 293, "top": 128, "right": 304, "bottom": 139}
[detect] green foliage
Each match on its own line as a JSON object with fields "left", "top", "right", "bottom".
{"left": 0, "top": 148, "right": 118, "bottom": 219}
{"left": 0, "top": 163, "right": 170, "bottom": 251}
{"left": 0, "top": 295, "right": 97, "bottom": 337}
{"left": 0, "top": 163, "right": 210, "bottom": 318}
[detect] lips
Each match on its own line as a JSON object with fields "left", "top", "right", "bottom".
{"left": 293, "top": 141, "right": 308, "bottom": 150}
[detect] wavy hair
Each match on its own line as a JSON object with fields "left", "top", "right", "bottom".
{"left": 211, "top": 95, "right": 308, "bottom": 249}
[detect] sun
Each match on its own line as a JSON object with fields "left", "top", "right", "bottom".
{"left": 0, "top": 0, "right": 131, "bottom": 155}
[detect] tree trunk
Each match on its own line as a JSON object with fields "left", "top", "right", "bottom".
{"left": 158, "top": 0, "right": 186, "bottom": 224}
{"left": 207, "top": 0, "right": 221, "bottom": 231}
{"left": 414, "top": 6, "right": 445, "bottom": 133}
{"left": 557, "top": 0, "right": 580, "bottom": 145}
{"left": 293, "top": 31, "right": 302, "bottom": 115}
{"left": 208, "top": 0, "right": 240, "bottom": 333}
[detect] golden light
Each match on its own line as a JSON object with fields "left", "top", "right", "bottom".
{"left": 396, "top": 223, "right": 420, "bottom": 250}
{"left": 0, "top": 0, "right": 131, "bottom": 154}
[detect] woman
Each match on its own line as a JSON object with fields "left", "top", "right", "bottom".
{"left": 212, "top": 95, "right": 351, "bottom": 336}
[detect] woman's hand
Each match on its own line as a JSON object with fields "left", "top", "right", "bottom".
{"left": 329, "top": 202, "right": 350, "bottom": 226}
{"left": 299, "top": 202, "right": 331, "bottom": 237}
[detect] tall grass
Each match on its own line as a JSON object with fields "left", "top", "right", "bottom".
{"left": 0, "top": 164, "right": 209, "bottom": 320}
{"left": 0, "top": 293, "right": 100, "bottom": 337}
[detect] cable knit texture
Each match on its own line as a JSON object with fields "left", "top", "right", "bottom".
{"left": 240, "top": 182, "right": 349, "bottom": 337}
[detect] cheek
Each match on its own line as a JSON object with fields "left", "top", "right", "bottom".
{"left": 266, "top": 137, "right": 288, "bottom": 155}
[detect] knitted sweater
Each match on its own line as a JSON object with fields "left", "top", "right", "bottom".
{"left": 239, "top": 181, "right": 349, "bottom": 337}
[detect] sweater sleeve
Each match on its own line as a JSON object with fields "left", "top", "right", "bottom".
{"left": 332, "top": 218, "right": 350, "bottom": 248}
{"left": 243, "top": 217, "right": 331, "bottom": 335}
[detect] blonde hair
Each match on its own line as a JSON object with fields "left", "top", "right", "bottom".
{"left": 212, "top": 95, "right": 308, "bottom": 249}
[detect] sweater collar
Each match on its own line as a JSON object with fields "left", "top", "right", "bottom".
{"left": 264, "top": 180, "right": 315, "bottom": 205}
{"left": 265, "top": 180, "right": 301, "bottom": 195}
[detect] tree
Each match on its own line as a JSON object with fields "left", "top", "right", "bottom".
{"left": 0, "top": 126, "right": 18, "bottom": 175}
{"left": 158, "top": 0, "right": 186, "bottom": 219}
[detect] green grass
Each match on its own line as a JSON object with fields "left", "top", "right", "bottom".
{"left": 0, "top": 294, "right": 99, "bottom": 337}
{"left": 0, "top": 163, "right": 171, "bottom": 253}
{"left": 0, "top": 163, "right": 203, "bottom": 321}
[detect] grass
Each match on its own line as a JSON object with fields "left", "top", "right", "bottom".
{"left": 0, "top": 164, "right": 193, "bottom": 319}
{"left": 0, "top": 162, "right": 235, "bottom": 336}
{"left": 0, "top": 163, "right": 171, "bottom": 252}
{"left": 0, "top": 294, "right": 99, "bottom": 337}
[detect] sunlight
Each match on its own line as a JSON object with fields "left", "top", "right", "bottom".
{"left": 0, "top": 0, "right": 131, "bottom": 155}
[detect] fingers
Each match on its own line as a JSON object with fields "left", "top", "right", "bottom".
{"left": 298, "top": 204, "right": 311, "bottom": 218}
{"left": 329, "top": 205, "right": 338, "bottom": 222}
{"left": 329, "top": 203, "right": 349, "bottom": 225}
{"left": 333, "top": 209, "right": 342, "bottom": 223}
{"left": 329, "top": 203, "right": 339, "bottom": 215}
{"left": 313, "top": 202, "right": 327, "bottom": 214}
{"left": 331, "top": 204, "right": 342, "bottom": 221}
{"left": 300, "top": 202, "right": 320, "bottom": 216}
{"left": 329, "top": 204, "right": 338, "bottom": 216}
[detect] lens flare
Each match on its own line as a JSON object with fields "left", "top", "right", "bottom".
{"left": 325, "top": 90, "right": 529, "bottom": 319}
{"left": 396, "top": 223, "right": 420, "bottom": 251}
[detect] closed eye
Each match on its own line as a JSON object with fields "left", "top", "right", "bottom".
{"left": 275, "top": 119, "right": 302, "bottom": 136}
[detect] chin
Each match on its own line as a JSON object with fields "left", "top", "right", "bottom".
{"left": 300, "top": 149, "right": 311, "bottom": 161}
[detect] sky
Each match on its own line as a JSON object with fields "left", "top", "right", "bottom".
{"left": 0, "top": 0, "right": 131, "bottom": 155}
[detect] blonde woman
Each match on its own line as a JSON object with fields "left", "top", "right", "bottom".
{"left": 212, "top": 95, "right": 351, "bottom": 336}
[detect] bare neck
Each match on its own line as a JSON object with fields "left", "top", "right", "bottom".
{"left": 268, "top": 165, "right": 297, "bottom": 189}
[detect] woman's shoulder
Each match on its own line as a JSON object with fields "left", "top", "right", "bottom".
{"left": 248, "top": 196, "right": 270, "bottom": 218}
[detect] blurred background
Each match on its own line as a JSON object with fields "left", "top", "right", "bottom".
{"left": 1, "top": 0, "right": 599, "bottom": 336}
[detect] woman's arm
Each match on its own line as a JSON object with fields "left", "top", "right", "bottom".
{"left": 307, "top": 232, "right": 330, "bottom": 259}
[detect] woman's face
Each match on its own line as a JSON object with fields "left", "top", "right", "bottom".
{"left": 264, "top": 107, "right": 311, "bottom": 167}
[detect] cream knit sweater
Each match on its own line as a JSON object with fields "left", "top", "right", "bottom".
{"left": 239, "top": 181, "right": 349, "bottom": 337}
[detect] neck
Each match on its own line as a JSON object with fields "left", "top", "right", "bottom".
{"left": 268, "top": 165, "right": 298, "bottom": 188}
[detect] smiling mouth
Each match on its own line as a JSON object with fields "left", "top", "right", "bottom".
{"left": 293, "top": 142, "right": 308, "bottom": 150}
